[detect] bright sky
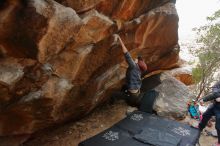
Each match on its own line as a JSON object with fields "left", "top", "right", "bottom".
{"left": 176, "top": 0, "right": 220, "bottom": 41}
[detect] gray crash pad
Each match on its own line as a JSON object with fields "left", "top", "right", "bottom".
{"left": 79, "top": 111, "right": 200, "bottom": 146}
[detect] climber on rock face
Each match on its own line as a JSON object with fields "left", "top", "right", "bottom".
{"left": 111, "top": 34, "right": 147, "bottom": 106}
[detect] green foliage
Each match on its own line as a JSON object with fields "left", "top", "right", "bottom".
{"left": 207, "top": 10, "right": 220, "bottom": 21}
{"left": 192, "top": 67, "right": 202, "bottom": 83}
{"left": 192, "top": 9, "right": 220, "bottom": 98}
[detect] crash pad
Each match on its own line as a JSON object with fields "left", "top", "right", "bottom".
{"left": 78, "top": 111, "right": 200, "bottom": 146}
{"left": 78, "top": 126, "right": 149, "bottom": 146}
{"left": 139, "top": 89, "right": 159, "bottom": 113}
{"left": 134, "top": 128, "right": 181, "bottom": 146}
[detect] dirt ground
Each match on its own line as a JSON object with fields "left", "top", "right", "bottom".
{"left": 22, "top": 101, "right": 129, "bottom": 146}
{"left": 0, "top": 101, "right": 218, "bottom": 146}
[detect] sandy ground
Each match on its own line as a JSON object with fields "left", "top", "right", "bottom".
{"left": 0, "top": 101, "right": 217, "bottom": 146}
{"left": 23, "top": 101, "right": 129, "bottom": 146}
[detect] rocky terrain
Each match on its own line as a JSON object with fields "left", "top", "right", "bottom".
{"left": 0, "top": 0, "right": 179, "bottom": 136}
{"left": 1, "top": 0, "right": 210, "bottom": 145}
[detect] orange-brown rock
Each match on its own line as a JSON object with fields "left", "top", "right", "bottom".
{"left": 0, "top": 0, "right": 179, "bottom": 136}
{"left": 165, "top": 66, "right": 194, "bottom": 85}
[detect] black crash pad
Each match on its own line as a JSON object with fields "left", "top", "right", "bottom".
{"left": 79, "top": 126, "right": 149, "bottom": 146}
{"left": 134, "top": 128, "right": 181, "bottom": 146}
{"left": 79, "top": 111, "right": 200, "bottom": 146}
{"left": 115, "top": 111, "right": 172, "bottom": 135}
{"left": 139, "top": 89, "right": 159, "bottom": 113}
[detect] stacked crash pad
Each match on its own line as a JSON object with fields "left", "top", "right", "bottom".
{"left": 79, "top": 111, "right": 200, "bottom": 146}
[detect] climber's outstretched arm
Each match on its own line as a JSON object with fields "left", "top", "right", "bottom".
{"left": 116, "top": 35, "right": 135, "bottom": 68}
{"left": 118, "top": 36, "right": 128, "bottom": 54}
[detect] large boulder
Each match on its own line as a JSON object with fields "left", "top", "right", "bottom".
{"left": 154, "top": 73, "right": 194, "bottom": 120}
{"left": 0, "top": 0, "right": 179, "bottom": 135}
{"left": 141, "top": 73, "right": 194, "bottom": 120}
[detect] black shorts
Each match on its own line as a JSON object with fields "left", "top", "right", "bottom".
{"left": 125, "top": 90, "right": 141, "bottom": 106}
